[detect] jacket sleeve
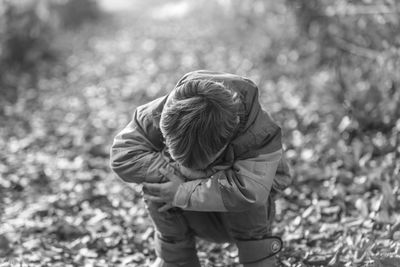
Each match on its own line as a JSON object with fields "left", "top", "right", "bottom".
{"left": 110, "top": 109, "right": 175, "bottom": 184}
{"left": 172, "top": 149, "right": 282, "bottom": 212}
{"left": 273, "top": 150, "right": 292, "bottom": 193}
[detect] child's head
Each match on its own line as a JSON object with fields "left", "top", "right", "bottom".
{"left": 160, "top": 79, "right": 239, "bottom": 170}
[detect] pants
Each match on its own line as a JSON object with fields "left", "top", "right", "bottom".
{"left": 146, "top": 194, "right": 282, "bottom": 266}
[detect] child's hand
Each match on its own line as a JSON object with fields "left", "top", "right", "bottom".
{"left": 179, "top": 165, "right": 208, "bottom": 180}
{"left": 142, "top": 168, "right": 184, "bottom": 212}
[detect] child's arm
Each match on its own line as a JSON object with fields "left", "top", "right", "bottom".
{"left": 273, "top": 150, "right": 292, "bottom": 193}
{"left": 170, "top": 149, "right": 283, "bottom": 212}
{"left": 110, "top": 99, "right": 178, "bottom": 184}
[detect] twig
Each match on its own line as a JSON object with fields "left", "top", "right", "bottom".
{"left": 333, "top": 37, "right": 382, "bottom": 60}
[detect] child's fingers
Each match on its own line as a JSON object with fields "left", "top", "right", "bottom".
{"left": 143, "top": 193, "right": 164, "bottom": 202}
{"left": 159, "top": 168, "right": 183, "bottom": 182}
{"left": 158, "top": 203, "right": 173, "bottom": 212}
{"left": 143, "top": 182, "right": 162, "bottom": 194}
{"left": 159, "top": 168, "right": 168, "bottom": 176}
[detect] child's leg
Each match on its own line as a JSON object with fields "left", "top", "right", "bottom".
{"left": 224, "top": 195, "right": 282, "bottom": 266}
{"left": 181, "top": 195, "right": 281, "bottom": 265}
{"left": 181, "top": 211, "right": 232, "bottom": 244}
{"left": 145, "top": 200, "right": 201, "bottom": 267}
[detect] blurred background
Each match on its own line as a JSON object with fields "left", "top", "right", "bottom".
{"left": 0, "top": 0, "right": 399, "bottom": 266}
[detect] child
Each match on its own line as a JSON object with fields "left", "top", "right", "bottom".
{"left": 111, "top": 70, "right": 291, "bottom": 267}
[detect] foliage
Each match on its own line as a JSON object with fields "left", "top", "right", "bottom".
{"left": 287, "top": 0, "right": 400, "bottom": 133}
{"left": 0, "top": 0, "right": 100, "bottom": 68}
{"left": 53, "top": 0, "right": 101, "bottom": 29}
{"left": 0, "top": 0, "right": 101, "bottom": 103}
{"left": 0, "top": 0, "right": 55, "bottom": 68}
{"left": 0, "top": 0, "right": 399, "bottom": 266}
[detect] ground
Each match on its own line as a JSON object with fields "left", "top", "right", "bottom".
{"left": 0, "top": 0, "right": 399, "bottom": 266}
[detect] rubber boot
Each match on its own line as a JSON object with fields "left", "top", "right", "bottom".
{"left": 153, "top": 232, "right": 201, "bottom": 267}
{"left": 237, "top": 236, "right": 282, "bottom": 267}
{"left": 243, "top": 256, "right": 278, "bottom": 267}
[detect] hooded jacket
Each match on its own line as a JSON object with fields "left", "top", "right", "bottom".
{"left": 111, "top": 70, "right": 291, "bottom": 212}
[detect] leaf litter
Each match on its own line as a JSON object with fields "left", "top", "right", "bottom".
{"left": 1, "top": 0, "right": 399, "bottom": 266}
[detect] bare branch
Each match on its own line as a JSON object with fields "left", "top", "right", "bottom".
{"left": 333, "top": 37, "right": 382, "bottom": 60}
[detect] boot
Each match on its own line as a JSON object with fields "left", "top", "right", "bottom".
{"left": 243, "top": 256, "right": 278, "bottom": 267}
{"left": 237, "top": 236, "right": 282, "bottom": 267}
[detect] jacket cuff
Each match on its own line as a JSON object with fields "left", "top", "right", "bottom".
{"left": 172, "top": 180, "right": 202, "bottom": 208}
